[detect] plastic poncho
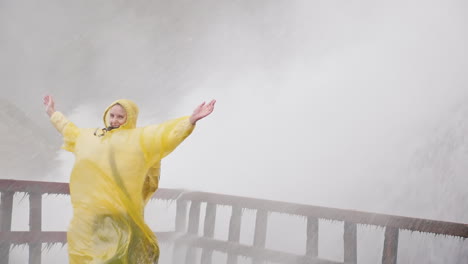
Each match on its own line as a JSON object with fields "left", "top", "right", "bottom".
{"left": 50, "top": 99, "right": 195, "bottom": 264}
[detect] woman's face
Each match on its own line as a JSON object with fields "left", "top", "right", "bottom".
{"left": 108, "top": 104, "right": 127, "bottom": 128}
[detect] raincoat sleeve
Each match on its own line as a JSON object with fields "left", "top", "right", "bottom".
{"left": 50, "top": 111, "right": 80, "bottom": 153}
{"left": 141, "top": 116, "right": 195, "bottom": 162}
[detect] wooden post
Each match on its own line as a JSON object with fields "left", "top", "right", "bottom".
{"left": 252, "top": 209, "right": 268, "bottom": 264}
{"left": 306, "top": 216, "right": 318, "bottom": 258}
{"left": 175, "top": 199, "right": 188, "bottom": 233}
{"left": 382, "top": 227, "right": 399, "bottom": 264}
{"left": 0, "top": 191, "right": 14, "bottom": 264}
{"left": 29, "top": 193, "right": 42, "bottom": 264}
{"left": 173, "top": 199, "right": 188, "bottom": 264}
{"left": 201, "top": 203, "right": 216, "bottom": 264}
{"left": 227, "top": 206, "right": 242, "bottom": 264}
{"left": 171, "top": 240, "right": 187, "bottom": 264}
{"left": 187, "top": 201, "right": 201, "bottom": 235}
{"left": 185, "top": 201, "right": 201, "bottom": 263}
{"left": 343, "top": 222, "right": 357, "bottom": 264}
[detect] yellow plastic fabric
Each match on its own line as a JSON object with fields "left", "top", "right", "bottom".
{"left": 50, "top": 99, "right": 195, "bottom": 264}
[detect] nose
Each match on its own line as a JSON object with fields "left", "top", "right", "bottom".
{"left": 110, "top": 117, "right": 118, "bottom": 126}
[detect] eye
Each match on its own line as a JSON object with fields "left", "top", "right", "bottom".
{"left": 110, "top": 114, "right": 114, "bottom": 118}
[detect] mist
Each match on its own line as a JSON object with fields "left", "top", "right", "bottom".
{"left": 1, "top": 0, "right": 467, "bottom": 263}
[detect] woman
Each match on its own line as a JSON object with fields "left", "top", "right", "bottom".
{"left": 43, "top": 95, "right": 215, "bottom": 264}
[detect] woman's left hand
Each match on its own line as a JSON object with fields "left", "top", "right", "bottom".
{"left": 189, "top": 99, "right": 216, "bottom": 125}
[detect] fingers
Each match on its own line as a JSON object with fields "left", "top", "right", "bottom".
{"left": 43, "top": 95, "right": 49, "bottom": 106}
{"left": 204, "top": 99, "right": 215, "bottom": 115}
{"left": 206, "top": 100, "right": 215, "bottom": 111}
{"left": 203, "top": 100, "right": 215, "bottom": 113}
{"left": 194, "top": 99, "right": 215, "bottom": 117}
{"left": 43, "top": 95, "right": 55, "bottom": 107}
{"left": 198, "top": 100, "right": 215, "bottom": 107}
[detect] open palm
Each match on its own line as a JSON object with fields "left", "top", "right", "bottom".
{"left": 43, "top": 95, "right": 56, "bottom": 117}
{"left": 190, "top": 100, "right": 216, "bottom": 124}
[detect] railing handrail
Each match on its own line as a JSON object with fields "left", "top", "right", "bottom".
{"left": 0, "top": 179, "right": 186, "bottom": 200}
{"left": 1, "top": 179, "right": 467, "bottom": 238}
{"left": 177, "top": 191, "right": 468, "bottom": 238}
{"left": 0, "top": 231, "right": 179, "bottom": 244}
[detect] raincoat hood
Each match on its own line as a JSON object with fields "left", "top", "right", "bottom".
{"left": 103, "top": 99, "right": 139, "bottom": 129}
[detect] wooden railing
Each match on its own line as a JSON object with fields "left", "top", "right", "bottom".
{"left": 1, "top": 179, "right": 467, "bottom": 264}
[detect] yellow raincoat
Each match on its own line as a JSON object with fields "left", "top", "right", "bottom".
{"left": 50, "top": 99, "right": 195, "bottom": 264}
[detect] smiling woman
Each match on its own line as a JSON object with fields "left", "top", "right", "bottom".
{"left": 108, "top": 103, "right": 127, "bottom": 129}
{"left": 42, "top": 95, "right": 215, "bottom": 264}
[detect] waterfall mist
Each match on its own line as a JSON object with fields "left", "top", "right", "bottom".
{"left": 1, "top": 0, "right": 467, "bottom": 263}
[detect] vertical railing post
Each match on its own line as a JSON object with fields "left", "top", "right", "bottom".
{"left": 187, "top": 201, "right": 201, "bottom": 235}
{"left": 185, "top": 201, "right": 201, "bottom": 263}
{"left": 227, "top": 206, "right": 242, "bottom": 264}
{"left": 382, "top": 227, "right": 399, "bottom": 264}
{"left": 173, "top": 199, "right": 188, "bottom": 264}
{"left": 306, "top": 216, "right": 318, "bottom": 260}
{"left": 29, "top": 192, "right": 42, "bottom": 264}
{"left": 175, "top": 199, "right": 188, "bottom": 233}
{"left": 343, "top": 222, "right": 357, "bottom": 264}
{"left": 0, "top": 191, "right": 14, "bottom": 264}
{"left": 201, "top": 203, "right": 216, "bottom": 264}
{"left": 252, "top": 209, "right": 268, "bottom": 264}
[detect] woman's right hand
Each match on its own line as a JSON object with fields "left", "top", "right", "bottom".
{"left": 43, "top": 95, "right": 56, "bottom": 117}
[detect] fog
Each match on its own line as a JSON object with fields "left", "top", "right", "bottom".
{"left": 1, "top": 0, "right": 467, "bottom": 263}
